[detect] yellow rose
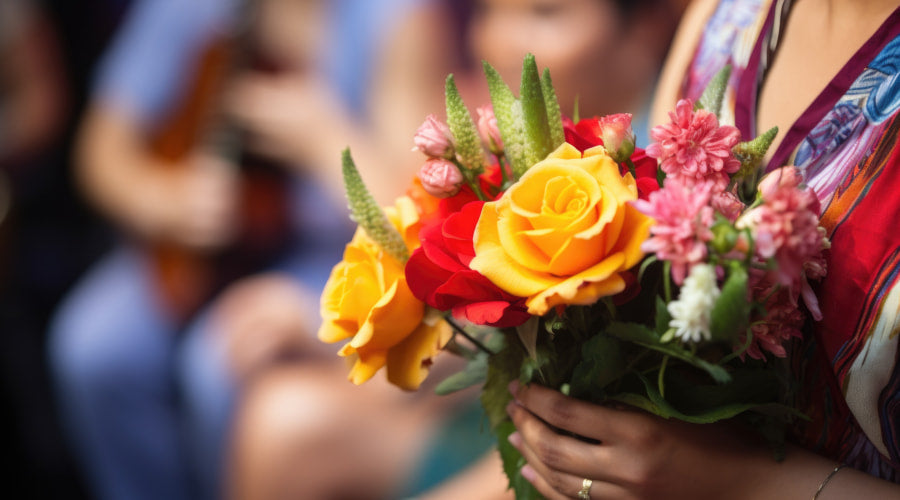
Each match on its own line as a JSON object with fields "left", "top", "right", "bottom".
{"left": 470, "top": 143, "right": 653, "bottom": 315}
{"left": 318, "top": 196, "right": 450, "bottom": 390}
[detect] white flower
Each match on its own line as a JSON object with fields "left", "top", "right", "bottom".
{"left": 667, "top": 264, "right": 720, "bottom": 343}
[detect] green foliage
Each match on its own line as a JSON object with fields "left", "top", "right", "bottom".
{"left": 495, "top": 421, "right": 542, "bottom": 500}
{"left": 541, "top": 68, "right": 565, "bottom": 147}
{"left": 654, "top": 295, "right": 672, "bottom": 336}
{"left": 341, "top": 149, "right": 409, "bottom": 263}
{"left": 480, "top": 329, "right": 522, "bottom": 431}
{"left": 611, "top": 372, "right": 785, "bottom": 424}
{"left": 607, "top": 322, "right": 731, "bottom": 384}
{"left": 710, "top": 263, "right": 750, "bottom": 343}
{"left": 519, "top": 54, "right": 554, "bottom": 168}
{"left": 569, "top": 334, "right": 626, "bottom": 400}
{"left": 445, "top": 75, "right": 486, "bottom": 175}
{"left": 435, "top": 352, "right": 489, "bottom": 395}
{"left": 733, "top": 125, "right": 779, "bottom": 201}
{"left": 484, "top": 61, "right": 529, "bottom": 177}
{"left": 696, "top": 65, "right": 732, "bottom": 117}
{"left": 483, "top": 55, "right": 564, "bottom": 179}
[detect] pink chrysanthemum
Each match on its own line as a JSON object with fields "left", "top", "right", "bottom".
{"left": 633, "top": 177, "right": 717, "bottom": 285}
{"left": 646, "top": 99, "right": 741, "bottom": 187}
{"left": 738, "top": 182, "right": 825, "bottom": 288}
{"left": 740, "top": 285, "right": 804, "bottom": 360}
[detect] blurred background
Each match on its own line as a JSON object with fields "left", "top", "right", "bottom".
{"left": 0, "top": 0, "right": 689, "bottom": 498}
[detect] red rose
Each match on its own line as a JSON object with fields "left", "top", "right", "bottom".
{"left": 563, "top": 116, "right": 604, "bottom": 151}
{"left": 406, "top": 201, "right": 530, "bottom": 327}
{"left": 564, "top": 116, "right": 659, "bottom": 200}
{"left": 630, "top": 147, "right": 661, "bottom": 200}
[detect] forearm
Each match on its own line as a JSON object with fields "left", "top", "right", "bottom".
{"left": 746, "top": 444, "right": 900, "bottom": 500}
{"left": 75, "top": 105, "right": 156, "bottom": 230}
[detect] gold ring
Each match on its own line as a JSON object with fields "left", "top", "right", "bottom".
{"left": 577, "top": 478, "right": 592, "bottom": 499}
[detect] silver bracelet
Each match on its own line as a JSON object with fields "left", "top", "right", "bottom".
{"left": 813, "top": 464, "right": 845, "bottom": 500}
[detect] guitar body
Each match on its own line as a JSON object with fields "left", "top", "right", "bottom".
{"left": 149, "top": 36, "right": 290, "bottom": 323}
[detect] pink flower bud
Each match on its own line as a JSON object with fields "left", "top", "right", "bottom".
{"left": 712, "top": 191, "right": 745, "bottom": 222}
{"left": 418, "top": 158, "right": 464, "bottom": 198}
{"left": 599, "top": 113, "right": 636, "bottom": 163}
{"left": 476, "top": 105, "right": 503, "bottom": 154}
{"left": 758, "top": 166, "right": 802, "bottom": 199}
{"left": 413, "top": 114, "right": 454, "bottom": 158}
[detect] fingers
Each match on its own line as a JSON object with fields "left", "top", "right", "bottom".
{"left": 511, "top": 382, "right": 626, "bottom": 443}
{"left": 506, "top": 398, "right": 614, "bottom": 482}
{"left": 518, "top": 463, "right": 626, "bottom": 500}
{"left": 180, "top": 157, "right": 240, "bottom": 247}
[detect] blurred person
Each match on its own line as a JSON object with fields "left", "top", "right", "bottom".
{"left": 46, "top": 1, "right": 453, "bottom": 500}
{"left": 463, "top": 0, "right": 686, "bottom": 145}
{"left": 224, "top": 1, "right": 686, "bottom": 499}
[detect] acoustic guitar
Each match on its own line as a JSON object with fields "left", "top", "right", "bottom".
{"left": 147, "top": 1, "right": 290, "bottom": 324}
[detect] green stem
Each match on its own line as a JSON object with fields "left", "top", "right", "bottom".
{"left": 663, "top": 261, "right": 673, "bottom": 302}
{"left": 498, "top": 154, "right": 509, "bottom": 187}
{"left": 445, "top": 316, "right": 495, "bottom": 355}
{"left": 625, "top": 158, "right": 637, "bottom": 178}
{"left": 658, "top": 355, "right": 669, "bottom": 398}
{"left": 454, "top": 159, "right": 488, "bottom": 201}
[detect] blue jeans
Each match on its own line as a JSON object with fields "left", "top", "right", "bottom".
{"left": 49, "top": 246, "right": 234, "bottom": 500}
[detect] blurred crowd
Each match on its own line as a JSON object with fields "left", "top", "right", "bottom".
{"left": 0, "top": 0, "right": 687, "bottom": 498}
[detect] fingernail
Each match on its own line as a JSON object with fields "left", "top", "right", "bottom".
{"left": 507, "top": 431, "right": 522, "bottom": 449}
{"left": 521, "top": 464, "right": 537, "bottom": 482}
{"left": 508, "top": 379, "right": 519, "bottom": 394}
{"left": 506, "top": 400, "right": 518, "bottom": 417}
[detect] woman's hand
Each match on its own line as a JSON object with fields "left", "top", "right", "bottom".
{"left": 506, "top": 382, "right": 783, "bottom": 500}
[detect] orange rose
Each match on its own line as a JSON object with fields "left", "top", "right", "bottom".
{"left": 470, "top": 143, "right": 653, "bottom": 315}
{"left": 318, "top": 196, "right": 450, "bottom": 390}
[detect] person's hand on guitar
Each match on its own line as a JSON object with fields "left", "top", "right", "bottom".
{"left": 125, "top": 151, "right": 241, "bottom": 250}
{"left": 78, "top": 105, "right": 242, "bottom": 251}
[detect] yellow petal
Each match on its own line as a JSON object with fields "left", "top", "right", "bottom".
{"left": 472, "top": 205, "right": 558, "bottom": 296}
{"left": 611, "top": 204, "right": 654, "bottom": 269}
{"left": 351, "top": 278, "right": 424, "bottom": 350}
{"left": 386, "top": 321, "right": 452, "bottom": 390}
{"left": 343, "top": 347, "right": 387, "bottom": 386}
{"left": 525, "top": 252, "right": 626, "bottom": 315}
{"left": 582, "top": 146, "right": 638, "bottom": 202}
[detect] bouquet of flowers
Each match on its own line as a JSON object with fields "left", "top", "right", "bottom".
{"left": 317, "top": 55, "right": 829, "bottom": 498}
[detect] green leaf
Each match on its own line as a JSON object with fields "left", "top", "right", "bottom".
{"left": 341, "top": 149, "right": 408, "bottom": 263}
{"left": 710, "top": 264, "right": 750, "bottom": 343}
{"left": 607, "top": 322, "right": 731, "bottom": 384}
{"left": 616, "top": 373, "right": 778, "bottom": 423}
{"left": 483, "top": 60, "right": 529, "bottom": 178}
{"left": 445, "top": 75, "right": 486, "bottom": 174}
{"left": 480, "top": 330, "right": 522, "bottom": 431}
{"left": 541, "top": 68, "right": 565, "bottom": 148}
{"left": 516, "top": 316, "right": 540, "bottom": 361}
{"left": 697, "top": 65, "right": 732, "bottom": 118}
{"left": 569, "top": 334, "right": 625, "bottom": 399}
{"left": 606, "top": 321, "right": 660, "bottom": 344}
{"left": 654, "top": 295, "right": 672, "bottom": 336}
{"left": 434, "top": 352, "right": 488, "bottom": 395}
{"left": 733, "top": 125, "right": 779, "bottom": 179}
{"left": 519, "top": 54, "right": 554, "bottom": 168}
{"left": 495, "top": 420, "right": 542, "bottom": 500}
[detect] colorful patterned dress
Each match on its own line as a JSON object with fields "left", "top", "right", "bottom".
{"left": 682, "top": 0, "right": 900, "bottom": 482}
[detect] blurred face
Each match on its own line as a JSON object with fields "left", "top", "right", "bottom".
{"left": 469, "top": 0, "right": 625, "bottom": 117}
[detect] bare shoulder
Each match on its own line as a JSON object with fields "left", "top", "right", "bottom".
{"left": 650, "top": 0, "right": 722, "bottom": 126}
